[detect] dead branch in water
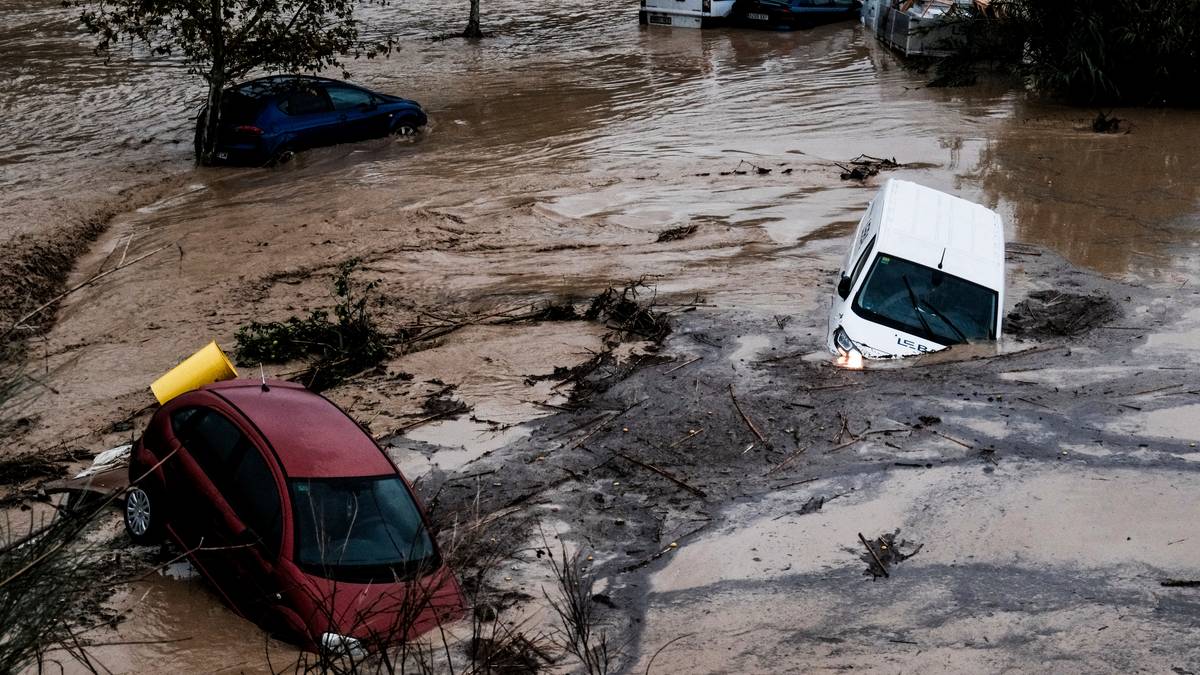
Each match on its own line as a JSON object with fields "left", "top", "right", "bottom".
{"left": 764, "top": 446, "right": 808, "bottom": 476}
{"left": 729, "top": 384, "right": 769, "bottom": 447}
{"left": 858, "top": 532, "right": 890, "bottom": 579}
{"left": 2, "top": 244, "right": 172, "bottom": 342}
{"left": 663, "top": 356, "right": 702, "bottom": 374}
{"left": 615, "top": 452, "right": 706, "bottom": 499}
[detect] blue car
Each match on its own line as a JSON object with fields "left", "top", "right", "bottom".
{"left": 197, "top": 75, "right": 428, "bottom": 166}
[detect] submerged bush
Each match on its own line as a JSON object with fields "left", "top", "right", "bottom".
{"left": 235, "top": 259, "right": 390, "bottom": 391}
{"left": 1007, "top": 0, "right": 1200, "bottom": 105}
{"left": 974, "top": 0, "right": 1200, "bottom": 105}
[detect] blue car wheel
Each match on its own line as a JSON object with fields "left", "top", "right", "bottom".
{"left": 391, "top": 117, "right": 422, "bottom": 137}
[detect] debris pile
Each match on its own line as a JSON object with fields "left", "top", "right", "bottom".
{"left": 584, "top": 281, "right": 672, "bottom": 343}
{"left": 858, "top": 530, "right": 922, "bottom": 579}
{"left": 836, "top": 154, "right": 902, "bottom": 181}
{"left": 423, "top": 383, "right": 471, "bottom": 416}
{"left": 1092, "top": 111, "right": 1124, "bottom": 134}
{"left": 1005, "top": 290, "right": 1119, "bottom": 338}
{"left": 234, "top": 259, "right": 390, "bottom": 391}
{"left": 656, "top": 224, "right": 699, "bottom": 243}
{"left": 719, "top": 160, "right": 772, "bottom": 176}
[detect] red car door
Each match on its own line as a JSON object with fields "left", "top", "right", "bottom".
{"left": 167, "top": 406, "right": 280, "bottom": 615}
{"left": 216, "top": 431, "right": 289, "bottom": 623}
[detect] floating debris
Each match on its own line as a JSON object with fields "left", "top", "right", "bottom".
{"left": 858, "top": 530, "right": 922, "bottom": 580}
{"left": 1006, "top": 290, "right": 1119, "bottom": 338}
{"left": 1092, "top": 111, "right": 1124, "bottom": 134}
{"left": 836, "top": 154, "right": 902, "bottom": 181}
{"left": 656, "top": 224, "right": 699, "bottom": 243}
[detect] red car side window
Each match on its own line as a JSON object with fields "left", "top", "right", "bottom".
{"left": 175, "top": 408, "right": 241, "bottom": 486}
{"left": 226, "top": 445, "right": 283, "bottom": 557}
{"left": 171, "top": 406, "right": 283, "bottom": 555}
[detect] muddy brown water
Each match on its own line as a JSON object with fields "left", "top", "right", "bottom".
{"left": 3, "top": 0, "right": 1200, "bottom": 672}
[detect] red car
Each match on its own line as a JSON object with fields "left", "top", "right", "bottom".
{"left": 124, "top": 379, "right": 462, "bottom": 652}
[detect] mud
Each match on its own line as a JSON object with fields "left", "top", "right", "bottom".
{"left": 1006, "top": 290, "right": 1120, "bottom": 339}
{"left": 412, "top": 248, "right": 1200, "bottom": 673}
{"left": 3, "top": 0, "right": 1200, "bottom": 670}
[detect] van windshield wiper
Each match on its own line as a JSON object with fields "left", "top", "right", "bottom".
{"left": 919, "top": 297, "right": 969, "bottom": 344}
{"left": 901, "top": 275, "right": 936, "bottom": 342}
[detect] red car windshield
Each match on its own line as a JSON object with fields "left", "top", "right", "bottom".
{"left": 290, "top": 476, "right": 438, "bottom": 582}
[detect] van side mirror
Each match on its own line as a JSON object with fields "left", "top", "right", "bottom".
{"left": 837, "top": 274, "right": 852, "bottom": 300}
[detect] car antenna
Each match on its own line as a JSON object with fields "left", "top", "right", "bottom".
{"left": 259, "top": 364, "right": 270, "bottom": 392}
{"left": 937, "top": 247, "right": 947, "bottom": 270}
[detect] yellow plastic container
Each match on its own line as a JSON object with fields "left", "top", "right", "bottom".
{"left": 150, "top": 341, "right": 239, "bottom": 404}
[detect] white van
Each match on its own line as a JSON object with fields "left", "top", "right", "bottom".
{"left": 639, "top": 0, "right": 736, "bottom": 28}
{"left": 826, "top": 179, "right": 1005, "bottom": 365}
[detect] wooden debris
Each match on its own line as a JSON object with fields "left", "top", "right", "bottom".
{"left": 765, "top": 446, "right": 808, "bottom": 476}
{"left": 729, "top": 383, "right": 769, "bottom": 446}
{"left": 618, "top": 523, "right": 710, "bottom": 573}
{"left": 665, "top": 356, "right": 702, "bottom": 374}
{"left": 668, "top": 428, "right": 704, "bottom": 448}
{"left": 615, "top": 451, "right": 706, "bottom": 499}
{"left": 858, "top": 532, "right": 890, "bottom": 579}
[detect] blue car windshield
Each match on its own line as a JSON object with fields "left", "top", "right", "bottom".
{"left": 290, "top": 476, "right": 438, "bottom": 582}
{"left": 852, "top": 254, "right": 997, "bottom": 345}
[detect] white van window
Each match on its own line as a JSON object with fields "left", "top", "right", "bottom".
{"left": 849, "top": 236, "right": 876, "bottom": 284}
{"left": 852, "top": 254, "right": 997, "bottom": 344}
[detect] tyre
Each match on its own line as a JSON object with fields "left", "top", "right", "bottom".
{"left": 392, "top": 120, "right": 419, "bottom": 138}
{"left": 267, "top": 146, "right": 295, "bottom": 167}
{"left": 124, "top": 483, "right": 163, "bottom": 544}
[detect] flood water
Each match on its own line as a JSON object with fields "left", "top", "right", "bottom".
{"left": 4, "top": 0, "right": 1200, "bottom": 281}
{"left": 4, "top": 0, "right": 1200, "bottom": 671}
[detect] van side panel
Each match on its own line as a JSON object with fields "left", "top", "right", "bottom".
{"left": 844, "top": 197, "right": 879, "bottom": 274}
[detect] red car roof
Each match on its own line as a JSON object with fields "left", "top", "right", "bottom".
{"left": 203, "top": 380, "right": 395, "bottom": 479}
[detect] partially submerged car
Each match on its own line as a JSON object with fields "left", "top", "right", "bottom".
{"left": 860, "top": 0, "right": 979, "bottom": 57}
{"left": 640, "top": 0, "right": 736, "bottom": 28}
{"left": 827, "top": 179, "right": 1004, "bottom": 365}
{"left": 732, "top": 0, "right": 860, "bottom": 30}
{"left": 198, "top": 75, "right": 428, "bottom": 165}
{"left": 124, "top": 379, "right": 462, "bottom": 652}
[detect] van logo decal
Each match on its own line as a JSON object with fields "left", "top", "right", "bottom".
{"left": 897, "top": 337, "right": 934, "bottom": 353}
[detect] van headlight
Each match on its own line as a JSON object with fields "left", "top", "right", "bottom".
{"left": 833, "top": 327, "right": 858, "bottom": 355}
{"left": 321, "top": 632, "right": 367, "bottom": 660}
{"left": 833, "top": 327, "right": 865, "bottom": 369}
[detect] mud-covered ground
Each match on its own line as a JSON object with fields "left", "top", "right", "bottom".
{"left": 406, "top": 248, "right": 1200, "bottom": 673}
{"left": 3, "top": 0, "right": 1200, "bottom": 671}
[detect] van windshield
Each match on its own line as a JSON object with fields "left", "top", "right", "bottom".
{"left": 852, "top": 254, "right": 997, "bottom": 345}
{"left": 290, "top": 476, "right": 438, "bottom": 582}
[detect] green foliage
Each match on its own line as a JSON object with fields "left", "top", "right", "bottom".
{"left": 77, "top": 0, "right": 391, "bottom": 83}
{"left": 74, "top": 0, "right": 394, "bottom": 161}
{"left": 993, "top": 0, "right": 1200, "bottom": 105}
{"left": 235, "top": 259, "right": 390, "bottom": 391}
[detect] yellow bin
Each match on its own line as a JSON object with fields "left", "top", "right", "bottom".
{"left": 150, "top": 341, "right": 239, "bottom": 404}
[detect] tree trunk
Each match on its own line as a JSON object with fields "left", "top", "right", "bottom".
{"left": 197, "top": 0, "right": 226, "bottom": 164}
{"left": 197, "top": 76, "right": 225, "bottom": 164}
{"left": 463, "top": 0, "right": 482, "bottom": 38}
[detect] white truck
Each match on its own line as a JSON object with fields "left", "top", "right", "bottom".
{"left": 639, "top": 0, "right": 737, "bottom": 28}
{"left": 827, "top": 179, "right": 1005, "bottom": 366}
